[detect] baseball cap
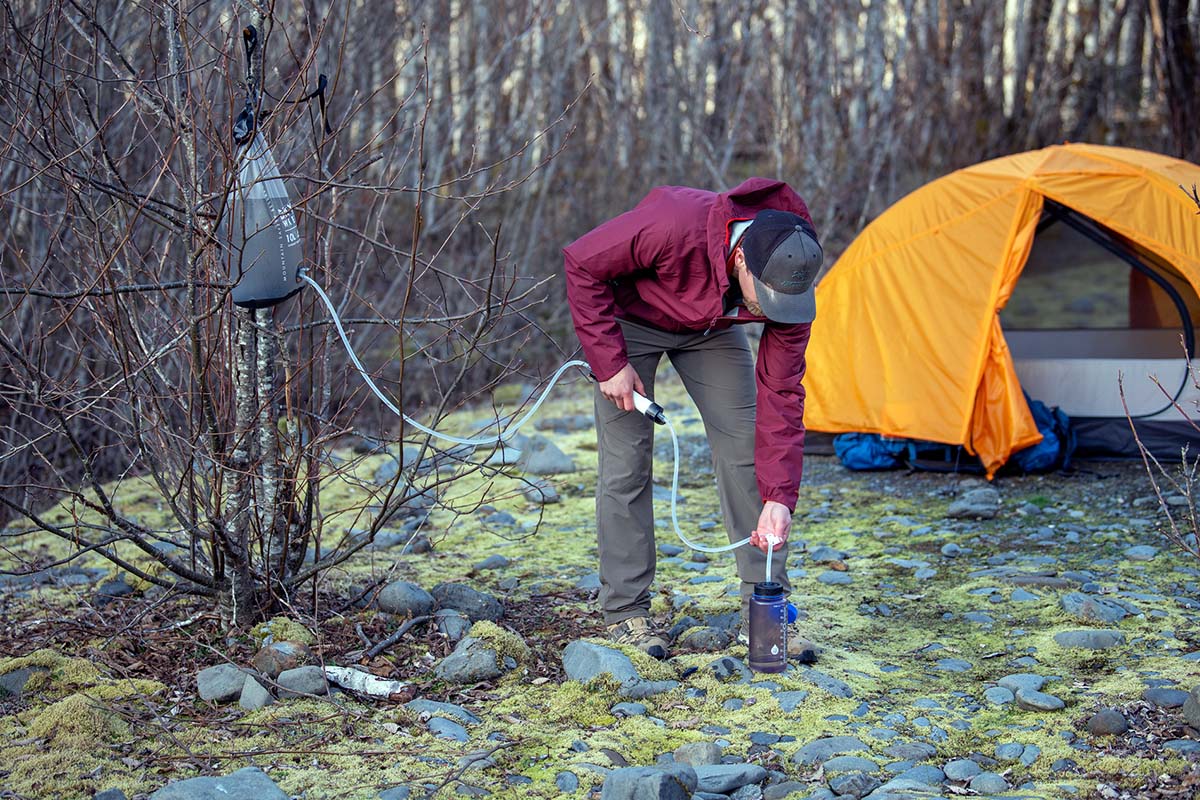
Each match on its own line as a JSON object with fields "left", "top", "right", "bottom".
{"left": 739, "top": 210, "right": 822, "bottom": 323}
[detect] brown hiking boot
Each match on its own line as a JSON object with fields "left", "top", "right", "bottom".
{"left": 607, "top": 616, "right": 670, "bottom": 660}
{"left": 737, "top": 623, "right": 818, "bottom": 664}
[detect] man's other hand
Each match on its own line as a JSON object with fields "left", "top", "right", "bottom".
{"left": 750, "top": 500, "right": 792, "bottom": 553}
{"left": 600, "top": 363, "right": 646, "bottom": 413}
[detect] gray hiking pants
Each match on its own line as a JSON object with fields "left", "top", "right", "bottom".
{"left": 594, "top": 318, "right": 791, "bottom": 625}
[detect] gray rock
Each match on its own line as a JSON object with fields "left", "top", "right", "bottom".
{"left": 519, "top": 436, "right": 576, "bottom": 474}
{"left": 984, "top": 686, "right": 1014, "bottom": 705}
{"left": 1060, "top": 593, "right": 1128, "bottom": 624}
{"left": 600, "top": 764, "right": 698, "bottom": 800}
{"left": 94, "top": 791, "right": 127, "bottom": 800}
{"left": 473, "top": 555, "right": 510, "bottom": 571}
{"left": 998, "top": 673, "right": 1046, "bottom": 694}
{"left": 1183, "top": 685, "right": 1200, "bottom": 728}
{"left": 1165, "top": 740, "right": 1200, "bottom": 754}
{"left": 148, "top": 767, "right": 288, "bottom": 799}
{"left": 994, "top": 743, "right": 1023, "bottom": 761}
{"left": 792, "top": 736, "right": 869, "bottom": 766}
{"left": 238, "top": 675, "right": 273, "bottom": 711}
{"left": 428, "top": 717, "right": 469, "bottom": 741}
{"left": 1015, "top": 688, "right": 1065, "bottom": 711}
{"left": 892, "top": 765, "right": 944, "bottom": 785}
{"left": 618, "top": 679, "right": 679, "bottom": 699}
{"left": 562, "top": 640, "right": 642, "bottom": 685}
{"left": 555, "top": 771, "right": 580, "bottom": 793}
{"left": 940, "top": 542, "right": 962, "bottom": 557}
{"left": 611, "top": 702, "right": 646, "bottom": 717}
{"left": 678, "top": 626, "right": 733, "bottom": 651}
{"left": 376, "top": 581, "right": 435, "bottom": 617}
{"left": 934, "top": 658, "right": 972, "bottom": 672}
{"left": 762, "top": 782, "right": 809, "bottom": 800}
{"left": 1053, "top": 629, "right": 1125, "bottom": 649}
{"left": 729, "top": 786, "right": 763, "bottom": 800}
{"left": 197, "top": 664, "right": 246, "bottom": 704}
{"left": 379, "top": 787, "right": 412, "bottom": 800}
{"left": 948, "top": 487, "right": 1000, "bottom": 519}
{"left": 521, "top": 478, "right": 560, "bottom": 504}
{"left": 434, "top": 608, "right": 473, "bottom": 642}
{"left": 708, "top": 656, "right": 752, "bottom": 683}
{"left": 817, "top": 570, "right": 853, "bottom": 585}
{"left": 883, "top": 742, "right": 936, "bottom": 762}
{"left": 0, "top": 666, "right": 48, "bottom": 698}
{"left": 800, "top": 668, "right": 854, "bottom": 698}
{"left": 406, "top": 699, "right": 480, "bottom": 725}
{"left": 808, "top": 545, "right": 847, "bottom": 563}
{"left": 673, "top": 741, "right": 723, "bottom": 767}
{"left": 774, "top": 690, "right": 811, "bottom": 713}
{"left": 484, "top": 445, "right": 522, "bottom": 467}
{"left": 693, "top": 764, "right": 767, "bottom": 794}
{"left": 942, "top": 759, "right": 981, "bottom": 781}
{"left": 251, "top": 641, "right": 312, "bottom": 678}
{"left": 432, "top": 583, "right": 503, "bottom": 622}
{"left": 829, "top": 771, "right": 881, "bottom": 799}
{"left": 1124, "top": 545, "right": 1158, "bottom": 561}
{"left": 1019, "top": 744, "right": 1041, "bottom": 766}
{"left": 969, "top": 772, "right": 1008, "bottom": 794}
{"left": 434, "top": 641, "right": 503, "bottom": 684}
{"left": 95, "top": 577, "right": 134, "bottom": 606}
{"left": 277, "top": 666, "right": 327, "bottom": 698}
{"left": 1142, "top": 687, "right": 1188, "bottom": 708}
{"left": 1086, "top": 708, "right": 1128, "bottom": 735}
{"left": 861, "top": 777, "right": 944, "bottom": 799}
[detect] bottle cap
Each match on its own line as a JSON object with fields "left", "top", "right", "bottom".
{"left": 753, "top": 581, "right": 785, "bottom": 597}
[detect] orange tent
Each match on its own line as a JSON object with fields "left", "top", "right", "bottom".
{"left": 804, "top": 144, "right": 1200, "bottom": 476}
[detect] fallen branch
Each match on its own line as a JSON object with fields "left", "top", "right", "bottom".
{"left": 323, "top": 666, "right": 411, "bottom": 699}
{"left": 365, "top": 615, "right": 431, "bottom": 658}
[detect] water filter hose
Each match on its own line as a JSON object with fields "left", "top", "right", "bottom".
{"left": 300, "top": 271, "right": 780, "bottom": 575}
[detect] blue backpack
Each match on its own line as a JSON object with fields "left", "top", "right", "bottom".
{"left": 833, "top": 432, "right": 908, "bottom": 470}
{"left": 1011, "top": 395, "right": 1076, "bottom": 473}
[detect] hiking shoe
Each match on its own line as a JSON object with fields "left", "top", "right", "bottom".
{"left": 737, "top": 624, "right": 818, "bottom": 664}
{"left": 607, "top": 616, "right": 670, "bottom": 660}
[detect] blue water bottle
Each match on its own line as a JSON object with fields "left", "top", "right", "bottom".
{"left": 747, "top": 581, "right": 787, "bottom": 673}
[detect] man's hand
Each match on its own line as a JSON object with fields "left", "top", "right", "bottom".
{"left": 750, "top": 500, "right": 792, "bottom": 553}
{"left": 599, "top": 363, "right": 646, "bottom": 413}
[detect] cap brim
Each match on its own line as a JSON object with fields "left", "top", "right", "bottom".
{"left": 753, "top": 276, "right": 816, "bottom": 324}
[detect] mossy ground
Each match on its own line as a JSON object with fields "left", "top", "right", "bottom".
{"left": 1, "top": 368, "right": 1198, "bottom": 799}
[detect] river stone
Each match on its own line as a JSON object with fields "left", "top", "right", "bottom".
{"left": 238, "top": 675, "right": 273, "bottom": 711}
{"left": 862, "top": 777, "right": 944, "bottom": 799}
{"left": 519, "top": 436, "right": 576, "bottom": 474}
{"left": 522, "top": 478, "right": 560, "bottom": 504}
{"left": 251, "top": 641, "right": 312, "bottom": 679}
{"left": 277, "top": 666, "right": 328, "bottom": 698}
{"left": 618, "top": 679, "right": 679, "bottom": 699}
{"left": 1165, "top": 740, "right": 1200, "bottom": 754}
{"left": 1086, "top": 708, "right": 1128, "bottom": 735}
{"left": 998, "top": 673, "right": 1046, "bottom": 694}
{"left": 1124, "top": 545, "right": 1158, "bottom": 561}
{"left": 94, "top": 791, "right": 127, "bottom": 800}
{"left": 431, "top": 583, "right": 503, "bottom": 621}
{"left": 693, "top": 764, "right": 767, "bottom": 794}
{"left": 969, "top": 772, "right": 1008, "bottom": 794}
{"left": 762, "top": 782, "right": 809, "bottom": 800}
{"left": 984, "top": 686, "right": 1014, "bottom": 705}
{"left": 1183, "top": 685, "right": 1200, "bottom": 727}
{"left": 378, "top": 787, "right": 411, "bottom": 800}
{"left": 818, "top": 570, "right": 853, "bottom": 585}
{"left": 555, "top": 771, "right": 580, "bottom": 793}
{"left": 791, "top": 735, "right": 869, "bottom": 766}
{"left": 829, "top": 771, "right": 882, "bottom": 799}
{"left": 995, "top": 743, "right": 1024, "bottom": 761}
{"left": 800, "top": 668, "right": 854, "bottom": 698}
{"left": 148, "top": 767, "right": 288, "bottom": 799}
{"left": 428, "top": 717, "right": 469, "bottom": 741}
{"left": 600, "top": 764, "right": 698, "bottom": 800}
{"left": 197, "top": 664, "right": 246, "bottom": 704}
{"left": 1142, "top": 687, "right": 1188, "bottom": 708}
{"left": 674, "top": 742, "right": 723, "bottom": 766}
{"left": 947, "top": 487, "right": 1000, "bottom": 519}
{"left": 884, "top": 742, "right": 937, "bottom": 762}
{"left": 434, "top": 641, "right": 503, "bottom": 684}
{"left": 943, "top": 759, "right": 982, "bottom": 781}
{"left": 376, "top": 581, "right": 435, "bottom": 617}
{"left": 1015, "top": 688, "right": 1065, "bottom": 711}
{"left": 563, "top": 641, "right": 642, "bottom": 685}
{"left": 893, "top": 765, "right": 945, "bottom": 786}
{"left": 1054, "top": 629, "right": 1125, "bottom": 649}
{"left": 774, "top": 690, "right": 810, "bottom": 713}
{"left": 1060, "top": 593, "right": 1128, "bottom": 624}
{"left": 434, "top": 608, "right": 472, "bottom": 642}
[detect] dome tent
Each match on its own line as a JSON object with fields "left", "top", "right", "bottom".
{"left": 804, "top": 143, "right": 1200, "bottom": 476}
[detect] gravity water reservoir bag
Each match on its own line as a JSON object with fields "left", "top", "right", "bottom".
{"left": 221, "top": 129, "right": 303, "bottom": 309}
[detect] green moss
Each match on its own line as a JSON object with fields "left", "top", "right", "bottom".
{"left": 0, "top": 648, "right": 102, "bottom": 694}
{"left": 27, "top": 691, "right": 131, "bottom": 744}
{"left": 253, "top": 616, "right": 317, "bottom": 647}
{"left": 467, "top": 620, "right": 532, "bottom": 664}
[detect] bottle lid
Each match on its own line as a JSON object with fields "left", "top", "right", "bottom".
{"left": 753, "top": 581, "right": 785, "bottom": 597}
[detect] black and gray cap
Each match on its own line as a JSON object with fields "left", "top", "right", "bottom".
{"left": 740, "top": 210, "right": 822, "bottom": 323}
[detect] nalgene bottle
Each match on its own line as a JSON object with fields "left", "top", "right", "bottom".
{"left": 748, "top": 581, "right": 787, "bottom": 673}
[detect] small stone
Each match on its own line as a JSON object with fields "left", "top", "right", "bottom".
{"left": 984, "top": 686, "right": 1014, "bottom": 705}
{"left": 147, "top": 767, "right": 287, "bottom": 799}
{"left": 1060, "top": 593, "right": 1128, "bottom": 624}
{"left": 822, "top": 756, "right": 879, "bottom": 774}
{"left": 791, "top": 736, "right": 869, "bottom": 766}
{"left": 1142, "top": 687, "right": 1188, "bottom": 708}
{"left": 555, "top": 772, "right": 579, "bottom": 793}
{"left": 431, "top": 583, "right": 503, "bottom": 622}
{"left": 995, "top": 743, "right": 1024, "bottom": 761}
{"left": 943, "top": 759, "right": 982, "bottom": 781}
{"left": 428, "top": 717, "right": 470, "bottom": 741}
{"left": 375, "top": 581, "right": 435, "bottom": 617}
{"left": 674, "top": 741, "right": 723, "bottom": 767}
{"left": 94, "top": 791, "right": 127, "bottom": 800}
{"left": 434, "top": 641, "right": 503, "bottom": 684}
{"left": 522, "top": 478, "right": 560, "bottom": 504}
{"left": 947, "top": 487, "right": 1000, "bottom": 519}
{"left": 1011, "top": 588, "right": 1039, "bottom": 602}
{"left": 940, "top": 543, "right": 962, "bottom": 557}
{"left": 1053, "top": 629, "right": 1125, "bottom": 650}
{"left": 763, "top": 782, "right": 809, "bottom": 800}
{"left": 1015, "top": 688, "right": 1065, "bottom": 711}
{"left": 818, "top": 570, "right": 853, "bottom": 585}
{"left": 1124, "top": 545, "right": 1158, "bottom": 561}
{"left": 829, "top": 771, "right": 881, "bottom": 798}
{"left": 693, "top": 763, "right": 768, "bottom": 794}
{"left": 197, "top": 664, "right": 246, "bottom": 704}
{"left": 935, "top": 658, "right": 972, "bottom": 672}
{"left": 611, "top": 702, "right": 646, "bottom": 717}
{"left": 1019, "top": 744, "right": 1041, "bottom": 766}
{"left": 562, "top": 641, "right": 642, "bottom": 685}
{"left": 1182, "top": 685, "right": 1200, "bottom": 728}
{"left": 998, "top": 673, "right": 1046, "bottom": 694}
{"left": 474, "top": 555, "right": 510, "bottom": 571}
{"left": 277, "top": 666, "right": 328, "bottom": 698}
{"left": 1050, "top": 757, "right": 1077, "bottom": 773}
{"left": 238, "top": 675, "right": 273, "bottom": 711}
{"left": 251, "top": 641, "right": 313, "bottom": 678}
{"left": 1087, "top": 708, "right": 1128, "bottom": 735}
{"left": 601, "top": 765, "right": 698, "bottom": 799}
{"left": 969, "top": 772, "right": 1008, "bottom": 794}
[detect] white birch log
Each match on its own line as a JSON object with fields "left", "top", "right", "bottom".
{"left": 324, "top": 666, "right": 411, "bottom": 699}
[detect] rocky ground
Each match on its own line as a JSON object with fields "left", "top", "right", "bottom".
{"left": 1, "top": 373, "right": 1198, "bottom": 800}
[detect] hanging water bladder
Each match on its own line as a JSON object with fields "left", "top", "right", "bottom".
{"left": 219, "top": 26, "right": 304, "bottom": 309}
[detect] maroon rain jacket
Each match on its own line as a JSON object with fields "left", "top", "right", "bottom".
{"left": 563, "top": 178, "right": 814, "bottom": 511}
